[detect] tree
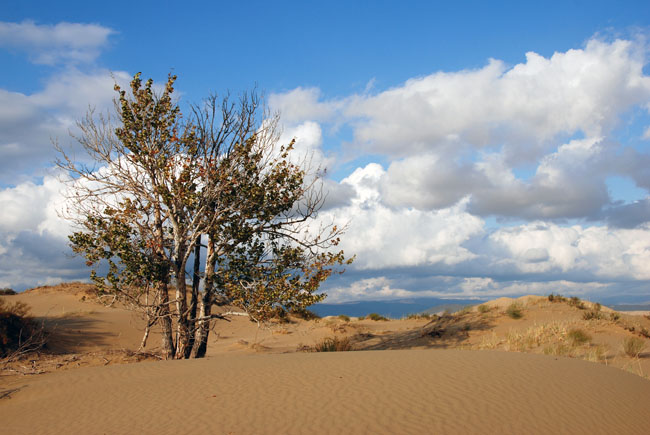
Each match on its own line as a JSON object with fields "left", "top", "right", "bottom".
{"left": 58, "top": 73, "right": 351, "bottom": 359}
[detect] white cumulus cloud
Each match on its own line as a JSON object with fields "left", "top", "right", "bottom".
{"left": 0, "top": 20, "right": 114, "bottom": 65}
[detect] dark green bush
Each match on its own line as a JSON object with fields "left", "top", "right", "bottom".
{"left": 0, "top": 299, "right": 42, "bottom": 358}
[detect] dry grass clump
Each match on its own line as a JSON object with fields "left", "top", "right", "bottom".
{"left": 567, "top": 296, "right": 586, "bottom": 310}
{"left": 0, "top": 299, "right": 46, "bottom": 360}
{"left": 623, "top": 337, "right": 646, "bottom": 358}
{"left": 547, "top": 293, "right": 587, "bottom": 309}
{"left": 458, "top": 306, "right": 473, "bottom": 315}
{"left": 610, "top": 312, "right": 621, "bottom": 322}
{"left": 505, "top": 303, "right": 524, "bottom": 319}
{"left": 547, "top": 293, "right": 567, "bottom": 303}
{"left": 337, "top": 314, "right": 350, "bottom": 322}
{"left": 585, "top": 345, "right": 608, "bottom": 362}
{"left": 367, "top": 313, "right": 388, "bottom": 321}
{"left": 504, "top": 322, "right": 569, "bottom": 351}
{"left": 313, "top": 336, "right": 353, "bottom": 352}
{"left": 582, "top": 310, "right": 605, "bottom": 321}
{"left": 405, "top": 313, "right": 431, "bottom": 320}
{"left": 477, "top": 304, "right": 491, "bottom": 314}
{"left": 478, "top": 332, "right": 501, "bottom": 349}
{"left": 542, "top": 342, "right": 572, "bottom": 356}
{"left": 567, "top": 328, "right": 591, "bottom": 346}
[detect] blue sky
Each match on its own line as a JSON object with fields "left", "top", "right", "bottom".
{"left": 2, "top": 1, "right": 650, "bottom": 304}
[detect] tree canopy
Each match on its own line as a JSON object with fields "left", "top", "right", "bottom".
{"left": 58, "top": 73, "right": 351, "bottom": 359}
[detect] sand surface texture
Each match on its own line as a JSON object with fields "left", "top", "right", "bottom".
{"left": 2, "top": 284, "right": 650, "bottom": 434}
{"left": 2, "top": 349, "right": 650, "bottom": 435}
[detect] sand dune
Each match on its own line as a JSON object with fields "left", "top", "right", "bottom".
{"left": 2, "top": 350, "right": 650, "bottom": 434}
{"left": 2, "top": 284, "right": 650, "bottom": 434}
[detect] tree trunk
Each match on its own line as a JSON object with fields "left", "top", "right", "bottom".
{"left": 191, "top": 237, "right": 215, "bottom": 358}
{"left": 158, "top": 281, "right": 175, "bottom": 359}
{"left": 190, "top": 289, "right": 212, "bottom": 358}
{"left": 173, "top": 260, "right": 190, "bottom": 359}
{"left": 186, "top": 236, "right": 202, "bottom": 356}
{"left": 154, "top": 205, "right": 175, "bottom": 359}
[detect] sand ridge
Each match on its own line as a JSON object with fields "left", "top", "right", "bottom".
{"left": 2, "top": 284, "right": 650, "bottom": 434}
{"left": 2, "top": 349, "right": 650, "bottom": 434}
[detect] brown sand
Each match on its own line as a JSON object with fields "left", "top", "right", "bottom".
{"left": 2, "top": 285, "right": 650, "bottom": 434}
{"left": 2, "top": 350, "right": 650, "bottom": 434}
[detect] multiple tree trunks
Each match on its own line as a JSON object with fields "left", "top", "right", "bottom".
{"left": 59, "top": 73, "right": 350, "bottom": 360}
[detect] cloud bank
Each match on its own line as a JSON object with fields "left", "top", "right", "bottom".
{"left": 2, "top": 27, "right": 650, "bottom": 305}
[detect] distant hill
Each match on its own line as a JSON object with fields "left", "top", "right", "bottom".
{"left": 609, "top": 304, "right": 650, "bottom": 312}
{"left": 420, "top": 303, "right": 470, "bottom": 315}
{"left": 311, "top": 298, "right": 480, "bottom": 318}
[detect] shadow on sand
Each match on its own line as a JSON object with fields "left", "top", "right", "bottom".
{"left": 34, "top": 315, "right": 118, "bottom": 354}
{"left": 353, "top": 313, "right": 495, "bottom": 351}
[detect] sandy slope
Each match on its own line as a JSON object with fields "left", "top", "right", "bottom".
{"left": 2, "top": 349, "right": 650, "bottom": 435}
{"left": 2, "top": 285, "right": 650, "bottom": 434}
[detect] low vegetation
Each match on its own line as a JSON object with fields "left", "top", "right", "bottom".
{"left": 547, "top": 293, "right": 586, "bottom": 309}
{"left": 458, "top": 306, "right": 473, "bottom": 315}
{"left": 568, "top": 297, "right": 586, "bottom": 310}
{"left": 0, "top": 299, "right": 45, "bottom": 360}
{"left": 367, "top": 313, "right": 389, "bottom": 321}
{"left": 505, "top": 303, "right": 524, "bottom": 319}
{"left": 312, "top": 336, "right": 353, "bottom": 352}
{"left": 477, "top": 304, "right": 491, "bottom": 314}
{"left": 337, "top": 314, "right": 350, "bottom": 322}
{"left": 567, "top": 328, "right": 591, "bottom": 346}
{"left": 547, "top": 293, "right": 567, "bottom": 303}
{"left": 582, "top": 310, "right": 605, "bottom": 321}
{"left": 0, "top": 288, "right": 16, "bottom": 295}
{"left": 405, "top": 313, "right": 431, "bottom": 320}
{"left": 623, "top": 337, "right": 646, "bottom": 358}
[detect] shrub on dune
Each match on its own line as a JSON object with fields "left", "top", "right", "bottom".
{"left": 506, "top": 303, "right": 524, "bottom": 319}
{"left": 0, "top": 299, "right": 45, "bottom": 359}
{"left": 623, "top": 337, "right": 646, "bottom": 358}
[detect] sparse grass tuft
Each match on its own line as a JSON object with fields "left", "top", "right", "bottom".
{"left": 568, "top": 296, "right": 586, "bottom": 310}
{"left": 357, "top": 316, "right": 365, "bottom": 321}
{"left": 623, "top": 336, "right": 646, "bottom": 358}
{"left": 367, "top": 313, "right": 388, "bottom": 321}
{"left": 585, "top": 344, "right": 608, "bottom": 362}
{"left": 406, "top": 313, "right": 431, "bottom": 320}
{"left": 337, "top": 314, "right": 350, "bottom": 322}
{"left": 506, "top": 303, "right": 524, "bottom": 319}
{"left": 477, "top": 304, "right": 491, "bottom": 314}
{"left": 458, "top": 306, "right": 473, "bottom": 315}
{"left": 548, "top": 293, "right": 567, "bottom": 303}
{"left": 313, "top": 336, "right": 353, "bottom": 352}
{"left": 543, "top": 342, "right": 571, "bottom": 356}
{"left": 567, "top": 328, "right": 591, "bottom": 346}
{"left": 582, "top": 310, "right": 605, "bottom": 321}
{"left": 610, "top": 312, "right": 621, "bottom": 322}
